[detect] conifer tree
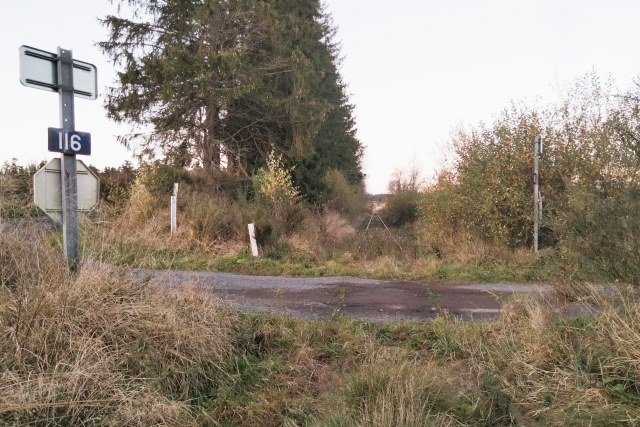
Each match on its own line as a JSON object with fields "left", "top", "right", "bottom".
{"left": 100, "top": 0, "right": 363, "bottom": 200}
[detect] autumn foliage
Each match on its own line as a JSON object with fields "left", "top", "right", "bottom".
{"left": 419, "top": 73, "right": 640, "bottom": 283}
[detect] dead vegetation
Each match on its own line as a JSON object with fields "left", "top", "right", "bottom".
{"left": 0, "top": 229, "right": 235, "bottom": 425}
{"left": 2, "top": 225, "right": 640, "bottom": 425}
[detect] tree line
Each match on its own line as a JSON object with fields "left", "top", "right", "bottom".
{"left": 100, "top": 0, "right": 363, "bottom": 203}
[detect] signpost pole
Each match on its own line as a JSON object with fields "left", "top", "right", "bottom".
{"left": 533, "top": 135, "right": 541, "bottom": 253}
{"left": 57, "top": 47, "right": 79, "bottom": 267}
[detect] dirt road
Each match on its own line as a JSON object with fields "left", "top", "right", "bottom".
{"left": 134, "top": 269, "right": 597, "bottom": 322}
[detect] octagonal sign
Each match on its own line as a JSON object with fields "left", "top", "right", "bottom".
{"left": 33, "top": 158, "right": 100, "bottom": 222}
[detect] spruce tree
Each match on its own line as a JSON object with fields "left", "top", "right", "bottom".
{"left": 100, "top": 0, "right": 363, "bottom": 200}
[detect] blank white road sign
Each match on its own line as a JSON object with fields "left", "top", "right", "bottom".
{"left": 19, "top": 45, "right": 98, "bottom": 100}
{"left": 33, "top": 158, "right": 100, "bottom": 222}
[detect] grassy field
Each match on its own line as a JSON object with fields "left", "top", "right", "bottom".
{"left": 4, "top": 64, "right": 640, "bottom": 424}
{"left": 79, "top": 209, "right": 565, "bottom": 285}
{"left": 2, "top": 227, "right": 640, "bottom": 426}
{"left": 2, "top": 163, "right": 638, "bottom": 425}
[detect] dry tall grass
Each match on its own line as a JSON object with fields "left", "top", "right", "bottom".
{"left": 465, "top": 289, "right": 640, "bottom": 425}
{"left": 342, "top": 363, "right": 465, "bottom": 427}
{"left": 0, "top": 228, "right": 236, "bottom": 426}
{"left": 4, "top": 219, "right": 640, "bottom": 425}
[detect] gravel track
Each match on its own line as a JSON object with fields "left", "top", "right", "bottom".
{"left": 1, "top": 220, "right": 610, "bottom": 323}
{"left": 132, "top": 268, "right": 598, "bottom": 322}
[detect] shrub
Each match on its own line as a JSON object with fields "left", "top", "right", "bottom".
{"left": 0, "top": 160, "right": 41, "bottom": 220}
{"left": 252, "top": 202, "right": 308, "bottom": 250}
{"left": 124, "top": 164, "right": 186, "bottom": 222}
{"left": 380, "top": 190, "right": 421, "bottom": 227}
{"left": 322, "top": 169, "right": 367, "bottom": 220}
{"left": 140, "top": 163, "right": 184, "bottom": 195}
{"left": 183, "top": 193, "right": 249, "bottom": 243}
{"left": 126, "top": 175, "right": 157, "bottom": 221}
{"left": 251, "top": 150, "right": 307, "bottom": 248}
{"left": 556, "top": 184, "right": 640, "bottom": 285}
{"left": 99, "top": 161, "right": 136, "bottom": 209}
{"left": 187, "top": 167, "right": 252, "bottom": 200}
{"left": 254, "top": 150, "right": 299, "bottom": 205}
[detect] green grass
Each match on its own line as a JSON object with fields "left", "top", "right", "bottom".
{"left": 198, "top": 313, "right": 491, "bottom": 426}
{"left": 200, "top": 295, "right": 640, "bottom": 426}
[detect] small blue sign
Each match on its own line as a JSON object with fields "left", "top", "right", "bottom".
{"left": 48, "top": 128, "right": 91, "bottom": 155}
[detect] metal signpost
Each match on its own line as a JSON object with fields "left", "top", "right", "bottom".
{"left": 533, "top": 135, "right": 542, "bottom": 253}
{"left": 20, "top": 45, "right": 98, "bottom": 268}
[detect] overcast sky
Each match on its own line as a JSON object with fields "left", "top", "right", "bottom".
{"left": 2, "top": 0, "right": 640, "bottom": 194}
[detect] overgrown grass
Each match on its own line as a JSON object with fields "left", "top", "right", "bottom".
{"left": 3, "top": 163, "right": 638, "bottom": 425}
{"left": 0, "top": 163, "right": 42, "bottom": 220}
{"left": 3, "top": 227, "right": 640, "bottom": 425}
{"left": 1, "top": 229, "right": 235, "bottom": 425}
{"left": 0, "top": 164, "right": 606, "bottom": 284}
{"left": 82, "top": 213, "right": 564, "bottom": 283}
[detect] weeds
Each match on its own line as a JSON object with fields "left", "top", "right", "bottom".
{"left": 3, "top": 161, "right": 640, "bottom": 425}
{"left": 0, "top": 229, "right": 235, "bottom": 425}
{"left": 3, "top": 227, "right": 640, "bottom": 425}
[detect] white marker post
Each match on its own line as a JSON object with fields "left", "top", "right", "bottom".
{"left": 248, "top": 223, "right": 259, "bottom": 257}
{"left": 170, "top": 183, "right": 178, "bottom": 233}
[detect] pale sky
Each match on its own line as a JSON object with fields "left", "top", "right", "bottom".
{"left": 2, "top": 0, "right": 640, "bottom": 194}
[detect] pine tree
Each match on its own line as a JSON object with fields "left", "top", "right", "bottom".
{"left": 265, "top": 0, "right": 364, "bottom": 201}
{"left": 100, "top": 0, "right": 363, "bottom": 199}
{"left": 100, "top": 0, "right": 277, "bottom": 170}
